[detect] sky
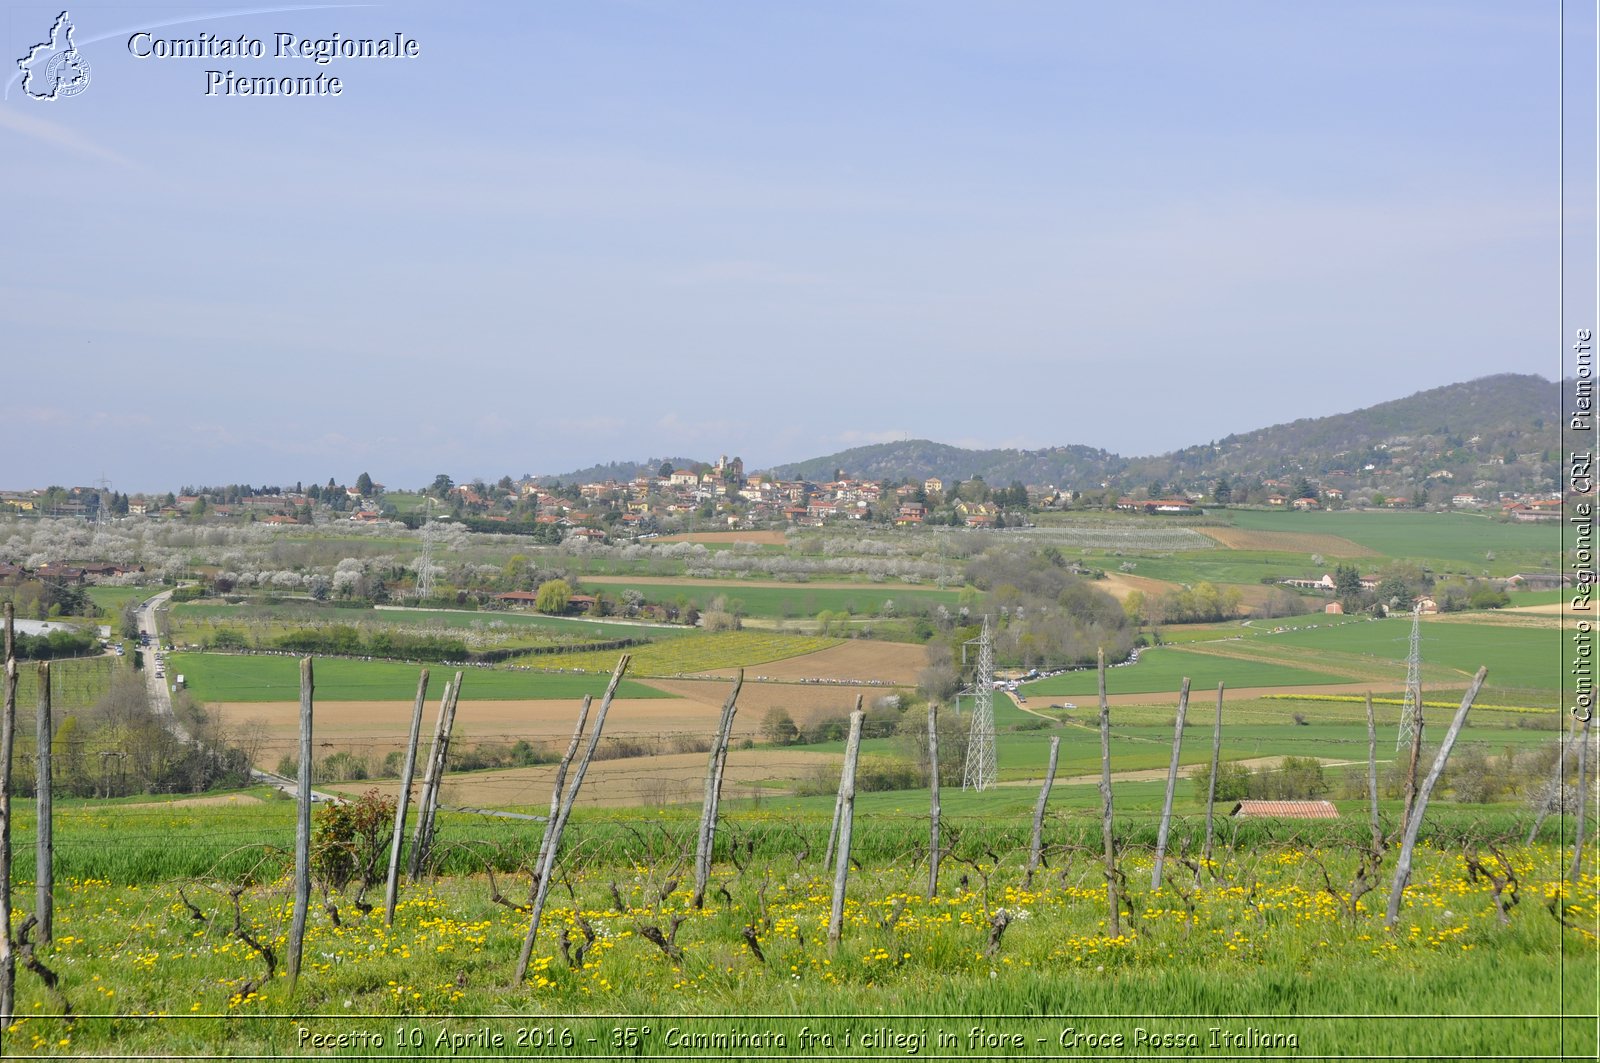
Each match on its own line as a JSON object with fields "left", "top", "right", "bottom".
{"left": 2, "top": 1, "right": 1593, "bottom": 494}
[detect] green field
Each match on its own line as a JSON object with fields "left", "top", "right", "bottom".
{"left": 172, "top": 600, "right": 686, "bottom": 646}
{"left": 516, "top": 630, "right": 843, "bottom": 675}
{"left": 169, "top": 652, "right": 673, "bottom": 702}
{"left": 1224, "top": 509, "right": 1562, "bottom": 572}
{"left": 83, "top": 585, "right": 154, "bottom": 614}
{"left": 1022, "top": 645, "right": 1347, "bottom": 698}
{"left": 1264, "top": 617, "right": 1562, "bottom": 693}
{"left": 1114, "top": 549, "right": 1334, "bottom": 589}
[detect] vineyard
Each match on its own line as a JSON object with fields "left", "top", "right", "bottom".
{"left": 0, "top": 799, "right": 1593, "bottom": 1058}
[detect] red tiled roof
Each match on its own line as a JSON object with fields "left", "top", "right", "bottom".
{"left": 1229, "top": 800, "right": 1339, "bottom": 819}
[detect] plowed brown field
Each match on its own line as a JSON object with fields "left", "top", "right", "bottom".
{"left": 324, "top": 749, "right": 839, "bottom": 808}
{"left": 645, "top": 678, "right": 905, "bottom": 727}
{"left": 1197, "top": 526, "right": 1376, "bottom": 556}
{"left": 215, "top": 691, "right": 748, "bottom": 767}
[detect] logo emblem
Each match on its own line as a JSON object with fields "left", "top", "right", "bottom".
{"left": 18, "top": 11, "right": 91, "bottom": 100}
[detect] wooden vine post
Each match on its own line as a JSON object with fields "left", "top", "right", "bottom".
{"left": 824, "top": 694, "right": 864, "bottom": 871}
{"left": 926, "top": 702, "right": 941, "bottom": 900}
{"left": 1151, "top": 678, "right": 1191, "bottom": 890}
{"left": 1202, "top": 682, "right": 1224, "bottom": 871}
{"left": 514, "top": 655, "right": 629, "bottom": 985}
{"left": 0, "top": 603, "right": 17, "bottom": 1023}
{"left": 531, "top": 696, "right": 593, "bottom": 897}
{"left": 827, "top": 707, "right": 865, "bottom": 950}
{"left": 383, "top": 669, "right": 430, "bottom": 926}
{"left": 287, "top": 656, "right": 314, "bottom": 992}
{"left": 1384, "top": 667, "right": 1486, "bottom": 930}
{"left": 1401, "top": 684, "right": 1425, "bottom": 834}
{"left": 35, "top": 662, "right": 53, "bottom": 943}
{"left": 1528, "top": 722, "right": 1580, "bottom": 845}
{"left": 410, "top": 672, "right": 464, "bottom": 880}
{"left": 407, "top": 678, "right": 453, "bottom": 880}
{"left": 692, "top": 671, "right": 743, "bottom": 908}
{"left": 1024, "top": 736, "right": 1061, "bottom": 889}
{"left": 1096, "top": 648, "right": 1121, "bottom": 938}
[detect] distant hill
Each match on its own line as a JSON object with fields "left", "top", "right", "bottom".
{"left": 766, "top": 374, "right": 1561, "bottom": 493}
{"left": 536, "top": 457, "right": 704, "bottom": 485}
{"left": 543, "top": 374, "right": 1561, "bottom": 495}
{"left": 1121, "top": 373, "right": 1561, "bottom": 486}
{"left": 767, "top": 440, "right": 1122, "bottom": 486}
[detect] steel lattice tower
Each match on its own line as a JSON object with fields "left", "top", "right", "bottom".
{"left": 415, "top": 517, "right": 438, "bottom": 600}
{"left": 960, "top": 615, "right": 997, "bottom": 791}
{"left": 1396, "top": 603, "right": 1423, "bottom": 751}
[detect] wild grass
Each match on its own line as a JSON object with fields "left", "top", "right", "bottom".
{"left": 2, "top": 800, "right": 1592, "bottom": 1058}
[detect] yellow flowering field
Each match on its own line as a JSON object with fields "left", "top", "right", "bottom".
{"left": 3, "top": 834, "right": 1594, "bottom": 1059}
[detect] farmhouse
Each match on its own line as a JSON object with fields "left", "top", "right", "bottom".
{"left": 1230, "top": 800, "right": 1339, "bottom": 820}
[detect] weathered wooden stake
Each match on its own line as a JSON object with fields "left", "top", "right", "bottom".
{"left": 531, "top": 696, "right": 592, "bottom": 898}
{"left": 1202, "top": 682, "right": 1224, "bottom": 871}
{"left": 1401, "top": 687, "right": 1425, "bottom": 834}
{"left": 1365, "top": 693, "right": 1382, "bottom": 852}
{"left": 1571, "top": 708, "right": 1593, "bottom": 883}
{"left": 415, "top": 671, "right": 464, "bottom": 873}
{"left": 1025, "top": 736, "right": 1061, "bottom": 889}
{"left": 692, "top": 670, "right": 743, "bottom": 909}
{"left": 827, "top": 708, "right": 865, "bottom": 950}
{"left": 1, "top": 603, "right": 17, "bottom": 1023}
{"left": 824, "top": 694, "right": 864, "bottom": 871}
{"left": 926, "top": 702, "right": 941, "bottom": 900}
{"left": 1151, "top": 677, "right": 1191, "bottom": 890}
{"left": 383, "top": 669, "right": 430, "bottom": 926}
{"left": 407, "top": 678, "right": 454, "bottom": 880}
{"left": 287, "top": 656, "right": 314, "bottom": 992}
{"left": 1385, "top": 666, "right": 1486, "bottom": 930}
{"left": 1527, "top": 723, "right": 1578, "bottom": 845}
{"left": 35, "top": 662, "right": 53, "bottom": 944}
{"left": 1097, "top": 648, "right": 1121, "bottom": 938}
{"left": 514, "top": 655, "right": 630, "bottom": 984}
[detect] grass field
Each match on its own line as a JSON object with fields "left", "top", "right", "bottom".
{"left": 514, "top": 630, "right": 844, "bottom": 676}
{"left": 1264, "top": 617, "right": 1562, "bottom": 693}
{"left": 83, "top": 585, "right": 154, "bottom": 615}
{"left": 0, "top": 793, "right": 1591, "bottom": 1059}
{"left": 169, "top": 653, "right": 673, "bottom": 702}
{"left": 1223, "top": 509, "right": 1562, "bottom": 572}
{"left": 1022, "top": 645, "right": 1348, "bottom": 698}
{"left": 170, "top": 600, "right": 687, "bottom": 653}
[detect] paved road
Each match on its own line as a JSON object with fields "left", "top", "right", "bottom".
{"left": 135, "top": 588, "right": 336, "bottom": 801}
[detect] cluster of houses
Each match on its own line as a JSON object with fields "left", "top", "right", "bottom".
{"left": 0, "top": 561, "right": 144, "bottom": 584}
{"left": 469, "top": 462, "right": 1010, "bottom": 535}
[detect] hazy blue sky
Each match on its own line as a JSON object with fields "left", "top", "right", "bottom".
{"left": 3, "top": 2, "right": 1592, "bottom": 492}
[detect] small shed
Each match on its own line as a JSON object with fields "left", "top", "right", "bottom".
{"left": 1229, "top": 800, "right": 1339, "bottom": 819}
{"left": 1324, "top": 602, "right": 1343, "bottom": 615}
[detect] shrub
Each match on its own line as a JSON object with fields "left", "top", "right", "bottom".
{"left": 312, "top": 788, "right": 396, "bottom": 892}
